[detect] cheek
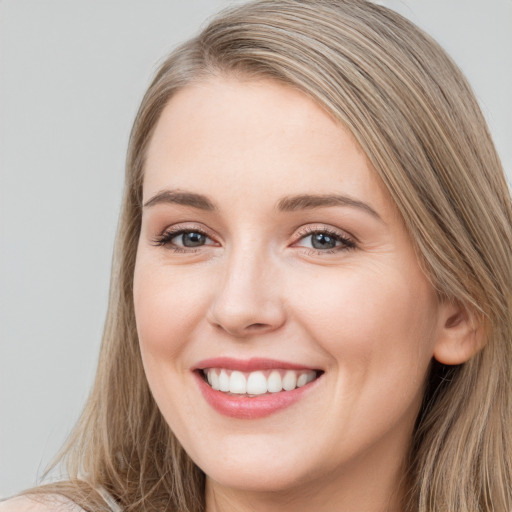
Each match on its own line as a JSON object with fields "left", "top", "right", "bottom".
{"left": 133, "top": 254, "right": 212, "bottom": 365}
{"left": 289, "top": 263, "right": 438, "bottom": 384}
{"left": 132, "top": 254, "right": 215, "bottom": 426}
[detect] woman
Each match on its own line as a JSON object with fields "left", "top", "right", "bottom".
{"left": 3, "top": 0, "right": 511, "bottom": 510}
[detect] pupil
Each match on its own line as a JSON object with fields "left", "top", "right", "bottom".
{"left": 182, "top": 232, "right": 206, "bottom": 247}
{"left": 312, "top": 233, "right": 336, "bottom": 249}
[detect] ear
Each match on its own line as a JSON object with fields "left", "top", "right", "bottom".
{"left": 433, "top": 301, "right": 486, "bottom": 365}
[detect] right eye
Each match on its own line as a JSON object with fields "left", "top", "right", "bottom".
{"left": 153, "top": 228, "right": 217, "bottom": 251}
{"left": 172, "top": 231, "right": 209, "bottom": 247}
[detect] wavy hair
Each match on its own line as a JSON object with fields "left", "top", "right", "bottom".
{"left": 29, "top": 1, "right": 512, "bottom": 511}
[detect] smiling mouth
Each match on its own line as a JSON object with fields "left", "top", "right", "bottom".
{"left": 201, "top": 368, "right": 322, "bottom": 396}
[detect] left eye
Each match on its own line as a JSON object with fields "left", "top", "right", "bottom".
{"left": 296, "top": 231, "right": 355, "bottom": 251}
{"left": 311, "top": 232, "right": 338, "bottom": 250}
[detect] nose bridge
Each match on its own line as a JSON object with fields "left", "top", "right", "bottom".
{"left": 208, "top": 239, "right": 285, "bottom": 337}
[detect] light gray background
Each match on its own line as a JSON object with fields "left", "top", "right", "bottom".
{"left": 1, "top": 0, "right": 511, "bottom": 498}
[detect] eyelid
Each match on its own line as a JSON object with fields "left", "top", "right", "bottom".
{"left": 290, "top": 223, "right": 358, "bottom": 255}
{"left": 152, "top": 222, "right": 220, "bottom": 248}
{"left": 293, "top": 223, "right": 357, "bottom": 244}
{"left": 150, "top": 222, "right": 357, "bottom": 252}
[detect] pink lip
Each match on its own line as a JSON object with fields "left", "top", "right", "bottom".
{"left": 194, "top": 357, "right": 318, "bottom": 372}
{"left": 193, "top": 358, "right": 322, "bottom": 420}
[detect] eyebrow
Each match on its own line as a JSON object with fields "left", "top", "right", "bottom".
{"left": 277, "top": 194, "right": 381, "bottom": 219}
{"left": 143, "top": 189, "right": 381, "bottom": 220}
{"left": 143, "top": 190, "right": 216, "bottom": 210}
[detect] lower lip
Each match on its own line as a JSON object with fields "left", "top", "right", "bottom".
{"left": 194, "top": 371, "right": 320, "bottom": 419}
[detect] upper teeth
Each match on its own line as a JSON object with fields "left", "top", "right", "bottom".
{"left": 204, "top": 368, "right": 317, "bottom": 395}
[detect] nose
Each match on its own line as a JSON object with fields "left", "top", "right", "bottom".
{"left": 207, "top": 248, "right": 286, "bottom": 338}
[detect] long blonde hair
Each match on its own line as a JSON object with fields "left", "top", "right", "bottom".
{"left": 32, "top": 1, "right": 512, "bottom": 511}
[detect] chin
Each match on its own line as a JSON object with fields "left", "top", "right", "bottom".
{"left": 203, "top": 460, "right": 314, "bottom": 494}
{"left": 188, "top": 434, "right": 331, "bottom": 495}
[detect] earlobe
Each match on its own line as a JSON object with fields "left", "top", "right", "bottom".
{"left": 433, "top": 302, "right": 486, "bottom": 365}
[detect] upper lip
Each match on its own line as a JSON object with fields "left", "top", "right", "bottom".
{"left": 194, "top": 357, "right": 320, "bottom": 372}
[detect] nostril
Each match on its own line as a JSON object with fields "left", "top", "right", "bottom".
{"left": 248, "top": 323, "right": 268, "bottom": 330}
{"left": 207, "top": 298, "right": 286, "bottom": 337}
{"left": 244, "top": 322, "right": 278, "bottom": 334}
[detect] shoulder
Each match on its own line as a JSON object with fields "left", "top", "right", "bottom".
{"left": 0, "top": 495, "right": 85, "bottom": 512}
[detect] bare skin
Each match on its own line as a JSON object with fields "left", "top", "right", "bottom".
{"left": 3, "top": 77, "right": 482, "bottom": 512}
{"left": 133, "top": 76, "right": 479, "bottom": 512}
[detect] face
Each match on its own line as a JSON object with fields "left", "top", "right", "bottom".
{"left": 134, "top": 77, "right": 445, "bottom": 502}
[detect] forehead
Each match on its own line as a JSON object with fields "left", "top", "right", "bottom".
{"left": 143, "top": 76, "right": 390, "bottom": 215}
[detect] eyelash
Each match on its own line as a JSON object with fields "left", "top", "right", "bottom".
{"left": 294, "top": 226, "right": 356, "bottom": 254}
{"left": 152, "top": 226, "right": 215, "bottom": 253}
{"left": 152, "top": 225, "right": 356, "bottom": 255}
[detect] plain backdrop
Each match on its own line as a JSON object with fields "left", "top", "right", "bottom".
{"left": 1, "top": 0, "right": 511, "bottom": 498}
